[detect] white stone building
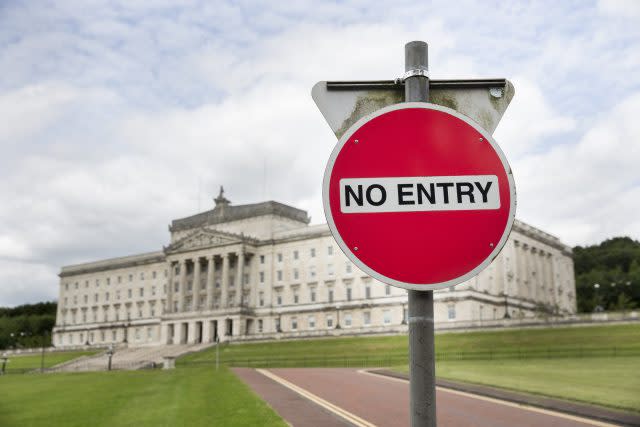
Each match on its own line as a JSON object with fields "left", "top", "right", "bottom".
{"left": 52, "top": 190, "right": 576, "bottom": 348}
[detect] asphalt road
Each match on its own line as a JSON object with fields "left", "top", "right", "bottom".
{"left": 235, "top": 367, "right": 621, "bottom": 427}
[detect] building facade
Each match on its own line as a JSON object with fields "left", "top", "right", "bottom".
{"left": 52, "top": 190, "right": 576, "bottom": 348}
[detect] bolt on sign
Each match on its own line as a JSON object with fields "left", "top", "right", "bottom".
{"left": 322, "top": 102, "right": 516, "bottom": 291}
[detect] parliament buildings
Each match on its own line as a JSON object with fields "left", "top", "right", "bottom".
{"left": 52, "top": 189, "right": 576, "bottom": 348}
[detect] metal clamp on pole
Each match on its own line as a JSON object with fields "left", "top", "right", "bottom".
{"left": 402, "top": 67, "right": 430, "bottom": 81}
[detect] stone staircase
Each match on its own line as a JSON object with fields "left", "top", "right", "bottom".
{"left": 49, "top": 343, "right": 214, "bottom": 373}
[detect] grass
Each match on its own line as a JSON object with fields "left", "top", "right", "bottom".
{"left": 178, "top": 323, "right": 640, "bottom": 413}
{"left": 4, "top": 351, "right": 98, "bottom": 373}
{"left": 393, "top": 357, "right": 640, "bottom": 413}
{"left": 0, "top": 366, "right": 286, "bottom": 427}
{"left": 179, "top": 323, "right": 640, "bottom": 366}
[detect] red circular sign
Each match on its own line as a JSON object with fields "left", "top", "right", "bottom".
{"left": 323, "top": 103, "right": 516, "bottom": 291}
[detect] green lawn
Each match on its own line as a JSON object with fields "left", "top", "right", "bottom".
{"left": 180, "top": 323, "right": 640, "bottom": 366}
{"left": 393, "top": 357, "right": 640, "bottom": 413}
{"left": 0, "top": 366, "right": 286, "bottom": 427}
{"left": 4, "top": 351, "right": 98, "bottom": 373}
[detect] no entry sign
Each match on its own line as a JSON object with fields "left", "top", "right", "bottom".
{"left": 322, "top": 102, "right": 516, "bottom": 291}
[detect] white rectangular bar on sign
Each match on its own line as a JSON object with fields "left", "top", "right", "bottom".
{"left": 340, "top": 175, "right": 500, "bottom": 213}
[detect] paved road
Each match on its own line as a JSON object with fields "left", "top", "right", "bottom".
{"left": 238, "top": 368, "right": 620, "bottom": 427}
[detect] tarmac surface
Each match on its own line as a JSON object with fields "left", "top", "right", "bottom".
{"left": 234, "top": 367, "right": 634, "bottom": 427}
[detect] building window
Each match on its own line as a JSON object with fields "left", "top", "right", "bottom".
{"left": 101, "top": 331, "right": 105, "bottom": 342}
{"left": 147, "top": 327, "right": 152, "bottom": 339}
{"left": 293, "top": 292, "right": 299, "bottom": 304}
{"left": 128, "top": 274, "right": 133, "bottom": 282}
{"left": 277, "top": 253, "right": 283, "bottom": 262}
{"left": 448, "top": 304, "right": 456, "bottom": 320}
{"left": 328, "top": 246, "right": 333, "bottom": 255}
{"left": 152, "top": 286, "right": 156, "bottom": 296}
{"left": 260, "top": 255, "right": 265, "bottom": 264}
{"left": 116, "top": 290, "right": 120, "bottom": 300}
{"left": 64, "top": 283, "right": 69, "bottom": 290}
{"left": 344, "top": 313, "right": 352, "bottom": 327}
{"left": 293, "top": 268, "right": 299, "bottom": 280}
{"left": 84, "top": 295, "right": 88, "bottom": 304}
{"left": 112, "top": 330, "right": 117, "bottom": 341}
{"left": 259, "top": 272, "right": 265, "bottom": 283}
{"left": 293, "top": 250, "right": 299, "bottom": 260}
{"left": 327, "top": 264, "right": 334, "bottom": 276}
{"left": 309, "top": 266, "right": 316, "bottom": 279}
{"left": 345, "top": 262, "right": 352, "bottom": 274}
{"left": 128, "top": 289, "right": 132, "bottom": 299}
{"left": 291, "top": 317, "right": 298, "bottom": 330}
{"left": 276, "top": 293, "right": 282, "bottom": 306}
{"left": 277, "top": 270, "right": 283, "bottom": 281}
{"left": 385, "top": 284, "right": 391, "bottom": 296}
{"left": 117, "top": 276, "right": 122, "bottom": 284}
{"left": 310, "top": 248, "right": 316, "bottom": 258}
{"left": 327, "top": 315, "right": 334, "bottom": 328}
{"left": 383, "top": 309, "right": 391, "bottom": 324}
{"left": 173, "top": 301, "right": 178, "bottom": 312}
{"left": 365, "top": 286, "right": 371, "bottom": 299}
{"left": 139, "top": 288, "right": 144, "bottom": 297}
{"left": 310, "top": 287, "right": 316, "bottom": 302}
{"left": 258, "top": 319, "right": 263, "bottom": 333}
{"left": 105, "top": 292, "right": 110, "bottom": 302}
{"left": 363, "top": 311, "right": 371, "bottom": 326}
{"left": 135, "top": 328, "right": 141, "bottom": 340}
{"left": 259, "top": 292, "right": 264, "bottom": 307}
{"left": 275, "top": 318, "right": 281, "bottom": 332}
{"left": 106, "top": 278, "right": 111, "bottom": 286}
{"left": 308, "top": 315, "right": 316, "bottom": 329}
{"left": 152, "top": 271, "right": 157, "bottom": 279}
{"left": 328, "top": 289, "right": 334, "bottom": 303}
{"left": 346, "top": 287, "right": 352, "bottom": 301}
{"left": 174, "top": 282, "right": 179, "bottom": 292}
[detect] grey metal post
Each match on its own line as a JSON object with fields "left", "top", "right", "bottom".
{"left": 216, "top": 336, "right": 219, "bottom": 371}
{"left": 405, "top": 41, "right": 437, "bottom": 427}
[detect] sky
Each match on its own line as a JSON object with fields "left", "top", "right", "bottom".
{"left": 0, "top": 0, "right": 639, "bottom": 306}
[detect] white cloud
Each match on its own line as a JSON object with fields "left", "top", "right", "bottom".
{"left": 598, "top": 0, "right": 640, "bottom": 18}
{"left": 513, "top": 92, "right": 640, "bottom": 245}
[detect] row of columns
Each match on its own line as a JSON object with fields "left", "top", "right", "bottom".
{"left": 167, "top": 249, "right": 250, "bottom": 314}
{"left": 512, "top": 241, "right": 557, "bottom": 306}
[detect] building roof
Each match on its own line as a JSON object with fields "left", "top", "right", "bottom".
{"left": 170, "top": 188, "right": 310, "bottom": 232}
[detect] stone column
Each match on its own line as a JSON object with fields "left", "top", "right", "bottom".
{"left": 167, "top": 262, "right": 175, "bottom": 313}
{"left": 193, "top": 257, "right": 201, "bottom": 310}
{"left": 237, "top": 250, "right": 245, "bottom": 306}
{"left": 545, "top": 253, "right": 556, "bottom": 307}
{"left": 221, "top": 253, "right": 229, "bottom": 307}
{"left": 206, "top": 255, "right": 215, "bottom": 309}
{"left": 178, "top": 259, "right": 187, "bottom": 312}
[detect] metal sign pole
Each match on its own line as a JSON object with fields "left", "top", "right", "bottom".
{"left": 405, "top": 41, "right": 437, "bottom": 427}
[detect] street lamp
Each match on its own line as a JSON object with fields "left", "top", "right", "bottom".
{"left": 40, "top": 331, "right": 49, "bottom": 373}
{"left": 106, "top": 345, "right": 114, "bottom": 371}
{"left": 593, "top": 283, "right": 602, "bottom": 312}
{"left": 1, "top": 353, "right": 8, "bottom": 375}
{"left": 503, "top": 293, "right": 511, "bottom": 319}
